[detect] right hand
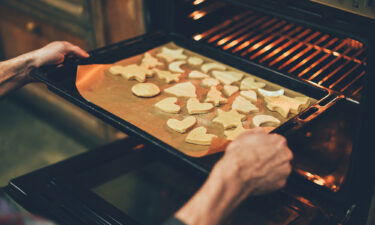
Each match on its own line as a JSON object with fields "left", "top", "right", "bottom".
{"left": 212, "top": 128, "right": 293, "bottom": 198}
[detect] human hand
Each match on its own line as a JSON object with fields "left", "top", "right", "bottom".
{"left": 31, "top": 41, "right": 89, "bottom": 68}
{"left": 212, "top": 128, "right": 293, "bottom": 198}
{"left": 174, "top": 129, "right": 293, "bottom": 225}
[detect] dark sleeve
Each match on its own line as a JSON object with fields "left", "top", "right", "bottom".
{"left": 163, "top": 217, "right": 186, "bottom": 225}
{"left": 0, "top": 190, "right": 56, "bottom": 225}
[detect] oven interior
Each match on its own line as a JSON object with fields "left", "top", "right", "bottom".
{"left": 144, "top": 0, "right": 370, "bottom": 194}
{"left": 4, "top": 0, "right": 374, "bottom": 224}
{"left": 29, "top": 0, "right": 371, "bottom": 196}
{"left": 166, "top": 0, "right": 368, "bottom": 101}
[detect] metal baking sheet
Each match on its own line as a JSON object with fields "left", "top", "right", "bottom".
{"left": 76, "top": 42, "right": 317, "bottom": 158}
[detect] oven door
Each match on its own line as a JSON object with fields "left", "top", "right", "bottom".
{"left": 4, "top": 137, "right": 333, "bottom": 225}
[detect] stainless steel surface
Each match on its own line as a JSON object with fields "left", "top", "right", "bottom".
{"left": 311, "top": 0, "right": 375, "bottom": 19}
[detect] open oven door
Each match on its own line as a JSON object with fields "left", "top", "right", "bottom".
{"left": 1, "top": 94, "right": 366, "bottom": 225}
{"left": 3, "top": 136, "right": 332, "bottom": 225}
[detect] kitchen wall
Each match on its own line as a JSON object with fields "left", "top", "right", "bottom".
{"left": 0, "top": 0, "right": 146, "bottom": 144}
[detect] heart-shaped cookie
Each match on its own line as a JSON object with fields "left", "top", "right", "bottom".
{"left": 187, "top": 98, "right": 214, "bottom": 114}
{"left": 232, "top": 96, "right": 259, "bottom": 114}
{"left": 223, "top": 85, "right": 239, "bottom": 97}
{"left": 167, "top": 116, "right": 197, "bottom": 133}
{"left": 185, "top": 126, "right": 217, "bottom": 145}
{"left": 155, "top": 97, "right": 180, "bottom": 113}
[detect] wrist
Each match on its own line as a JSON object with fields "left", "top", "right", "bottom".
{"left": 15, "top": 51, "right": 38, "bottom": 83}
{"left": 211, "top": 158, "right": 255, "bottom": 202}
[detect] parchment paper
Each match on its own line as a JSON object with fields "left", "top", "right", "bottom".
{"left": 76, "top": 42, "right": 316, "bottom": 158}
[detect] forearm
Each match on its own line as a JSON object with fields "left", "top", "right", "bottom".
{"left": 175, "top": 163, "right": 248, "bottom": 225}
{"left": 0, "top": 52, "right": 36, "bottom": 98}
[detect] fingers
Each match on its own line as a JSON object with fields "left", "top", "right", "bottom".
{"left": 65, "top": 43, "right": 90, "bottom": 58}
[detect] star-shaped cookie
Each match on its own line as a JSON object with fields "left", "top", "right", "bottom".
{"left": 213, "top": 109, "right": 246, "bottom": 129}
{"left": 154, "top": 69, "right": 181, "bottom": 83}
{"left": 205, "top": 86, "right": 228, "bottom": 106}
{"left": 156, "top": 47, "right": 188, "bottom": 62}
{"left": 109, "top": 64, "right": 154, "bottom": 82}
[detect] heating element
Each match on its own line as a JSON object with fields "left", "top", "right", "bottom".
{"left": 186, "top": 0, "right": 367, "bottom": 100}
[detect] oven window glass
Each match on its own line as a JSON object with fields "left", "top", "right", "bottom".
{"left": 92, "top": 162, "right": 202, "bottom": 225}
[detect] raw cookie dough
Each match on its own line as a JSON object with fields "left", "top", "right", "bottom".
{"left": 240, "top": 90, "right": 257, "bottom": 102}
{"left": 187, "top": 98, "right": 214, "bottom": 114}
{"left": 258, "top": 88, "right": 285, "bottom": 97}
{"left": 154, "top": 69, "right": 181, "bottom": 83}
{"left": 188, "top": 70, "right": 210, "bottom": 79}
{"left": 185, "top": 127, "right": 217, "bottom": 146}
{"left": 132, "top": 83, "right": 160, "bottom": 97}
{"left": 167, "top": 116, "right": 197, "bottom": 133}
{"left": 157, "top": 47, "right": 188, "bottom": 62}
{"left": 109, "top": 64, "right": 154, "bottom": 82}
{"left": 224, "top": 125, "right": 249, "bottom": 141}
{"left": 155, "top": 97, "right": 181, "bottom": 113}
{"left": 188, "top": 56, "right": 204, "bottom": 66}
{"left": 240, "top": 77, "right": 266, "bottom": 90}
{"left": 168, "top": 60, "right": 186, "bottom": 73}
{"left": 164, "top": 82, "right": 197, "bottom": 98}
{"left": 253, "top": 115, "right": 281, "bottom": 127}
{"left": 109, "top": 65, "right": 125, "bottom": 75}
{"left": 213, "top": 109, "right": 246, "bottom": 129}
{"left": 205, "top": 86, "right": 228, "bottom": 106}
{"left": 201, "top": 78, "right": 220, "bottom": 88}
{"left": 232, "top": 96, "right": 259, "bottom": 114}
{"left": 223, "top": 85, "right": 239, "bottom": 97}
{"left": 264, "top": 95, "right": 306, "bottom": 118}
{"left": 201, "top": 63, "right": 226, "bottom": 73}
{"left": 141, "top": 53, "right": 163, "bottom": 69}
{"left": 212, "top": 70, "right": 244, "bottom": 85}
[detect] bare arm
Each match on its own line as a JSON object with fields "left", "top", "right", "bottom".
{"left": 175, "top": 129, "right": 293, "bottom": 225}
{"left": 0, "top": 41, "right": 89, "bottom": 98}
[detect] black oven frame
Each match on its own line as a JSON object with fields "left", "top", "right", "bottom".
{"left": 4, "top": 0, "right": 375, "bottom": 224}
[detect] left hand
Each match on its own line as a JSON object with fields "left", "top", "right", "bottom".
{"left": 31, "top": 41, "right": 90, "bottom": 68}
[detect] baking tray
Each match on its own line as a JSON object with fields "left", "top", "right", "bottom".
{"left": 76, "top": 42, "right": 317, "bottom": 157}
{"left": 31, "top": 32, "right": 340, "bottom": 173}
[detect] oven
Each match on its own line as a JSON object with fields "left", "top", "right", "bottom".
{"left": 3, "top": 0, "right": 375, "bottom": 224}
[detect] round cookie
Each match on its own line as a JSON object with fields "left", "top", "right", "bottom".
{"left": 131, "top": 83, "right": 160, "bottom": 97}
